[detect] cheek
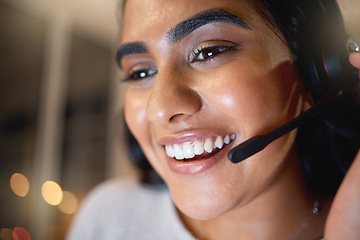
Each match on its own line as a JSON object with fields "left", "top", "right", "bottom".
{"left": 124, "top": 89, "right": 147, "bottom": 139}
{"left": 201, "top": 61, "right": 298, "bottom": 138}
{"left": 124, "top": 89, "right": 152, "bottom": 158}
{"left": 124, "top": 88, "right": 166, "bottom": 177}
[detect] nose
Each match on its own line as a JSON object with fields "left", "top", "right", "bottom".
{"left": 145, "top": 65, "right": 202, "bottom": 126}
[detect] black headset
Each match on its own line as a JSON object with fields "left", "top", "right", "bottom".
{"left": 228, "top": 0, "right": 360, "bottom": 163}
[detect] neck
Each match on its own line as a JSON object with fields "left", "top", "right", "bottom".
{"left": 179, "top": 150, "right": 332, "bottom": 240}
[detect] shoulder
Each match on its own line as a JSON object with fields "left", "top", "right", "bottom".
{"left": 67, "top": 178, "right": 195, "bottom": 240}
{"left": 82, "top": 177, "right": 171, "bottom": 222}
{"left": 80, "top": 177, "right": 167, "bottom": 208}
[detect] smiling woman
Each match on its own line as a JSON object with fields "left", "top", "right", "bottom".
{"left": 67, "top": 0, "right": 360, "bottom": 239}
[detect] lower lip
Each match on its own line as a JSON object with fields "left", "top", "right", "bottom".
{"left": 166, "top": 144, "right": 232, "bottom": 174}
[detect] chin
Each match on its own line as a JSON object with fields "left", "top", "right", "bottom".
{"left": 169, "top": 182, "right": 241, "bottom": 221}
{"left": 178, "top": 198, "right": 237, "bottom": 221}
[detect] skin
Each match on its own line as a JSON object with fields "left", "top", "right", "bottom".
{"left": 119, "top": 0, "right": 360, "bottom": 239}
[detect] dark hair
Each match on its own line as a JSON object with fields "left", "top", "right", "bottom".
{"left": 250, "top": 0, "right": 360, "bottom": 195}
{"left": 122, "top": 0, "right": 360, "bottom": 193}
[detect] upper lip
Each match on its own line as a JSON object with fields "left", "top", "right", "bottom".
{"left": 157, "top": 130, "right": 235, "bottom": 146}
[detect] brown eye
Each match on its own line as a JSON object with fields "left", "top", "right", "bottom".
{"left": 124, "top": 68, "right": 158, "bottom": 82}
{"left": 190, "top": 40, "right": 239, "bottom": 63}
{"left": 192, "top": 46, "right": 229, "bottom": 62}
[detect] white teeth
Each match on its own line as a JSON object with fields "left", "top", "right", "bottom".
{"left": 173, "top": 144, "right": 184, "bottom": 160}
{"left": 204, "top": 138, "right": 214, "bottom": 153}
{"left": 194, "top": 140, "right": 204, "bottom": 155}
{"left": 214, "top": 136, "right": 224, "bottom": 149}
{"left": 165, "top": 134, "right": 236, "bottom": 160}
{"left": 224, "top": 135, "right": 230, "bottom": 144}
{"left": 165, "top": 145, "right": 175, "bottom": 158}
{"left": 183, "top": 142, "right": 195, "bottom": 159}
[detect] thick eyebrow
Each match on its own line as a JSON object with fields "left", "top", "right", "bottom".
{"left": 167, "top": 9, "right": 252, "bottom": 43}
{"left": 116, "top": 42, "right": 148, "bottom": 68}
{"left": 116, "top": 9, "right": 251, "bottom": 66}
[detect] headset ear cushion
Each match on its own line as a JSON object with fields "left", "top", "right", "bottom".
{"left": 309, "top": 35, "right": 357, "bottom": 97}
{"left": 307, "top": 35, "right": 360, "bottom": 135}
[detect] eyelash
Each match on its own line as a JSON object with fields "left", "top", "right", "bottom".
{"left": 122, "top": 42, "right": 238, "bottom": 82}
{"left": 191, "top": 44, "right": 238, "bottom": 63}
{"left": 122, "top": 68, "right": 158, "bottom": 82}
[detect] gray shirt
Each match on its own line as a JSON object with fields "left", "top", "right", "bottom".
{"left": 67, "top": 178, "right": 326, "bottom": 240}
{"left": 66, "top": 178, "right": 196, "bottom": 240}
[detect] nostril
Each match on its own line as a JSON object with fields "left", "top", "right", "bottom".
{"left": 145, "top": 66, "right": 203, "bottom": 125}
{"left": 168, "top": 90, "right": 203, "bottom": 122}
{"left": 169, "top": 112, "right": 189, "bottom": 122}
{"left": 146, "top": 86, "right": 202, "bottom": 124}
{"left": 169, "top": 113, "right": 182, "bottom": 122}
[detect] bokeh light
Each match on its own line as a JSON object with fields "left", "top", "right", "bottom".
{"left": 41, "top": 181, "right": 63, "bottom": 206}
{"left": 58, "top": 191, "right": 78, "bottom": 215}
{"left": 1, "top": 228, "right": 13, "bottom": 239}
{"left": 13, "top": 227, "right": 31, "bottom": 240}
{"left": 10, "top": 173, "right": 30, "bottom": 197}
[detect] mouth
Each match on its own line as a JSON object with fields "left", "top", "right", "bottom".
{"left": 164, "top": 134, "right": 236, "bottom": 161}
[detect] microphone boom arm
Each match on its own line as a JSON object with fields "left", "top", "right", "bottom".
{"left": 228, "top": 67, "right": 355, "bottom": 163}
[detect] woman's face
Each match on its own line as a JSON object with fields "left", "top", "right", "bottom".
{"left": 120, "top": 0, "right": 310, "bottom": 220}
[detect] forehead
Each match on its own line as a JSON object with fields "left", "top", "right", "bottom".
{"left": 121, "top": 0, "right": 261, "bottom": 44}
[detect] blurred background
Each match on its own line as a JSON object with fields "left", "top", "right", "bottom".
{"left": 0, "top": 0, "right": 359, "bottom": 239}
{"left": 0, "top": 0, "right": 137, "bottom": 239}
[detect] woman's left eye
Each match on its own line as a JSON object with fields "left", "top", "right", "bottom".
{"left": 191, "top": 42, "right": 238, "bottom": 63}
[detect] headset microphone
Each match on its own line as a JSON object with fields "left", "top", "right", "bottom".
{"left": 228, "top": 38, "right": 359, "bottom": 164}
